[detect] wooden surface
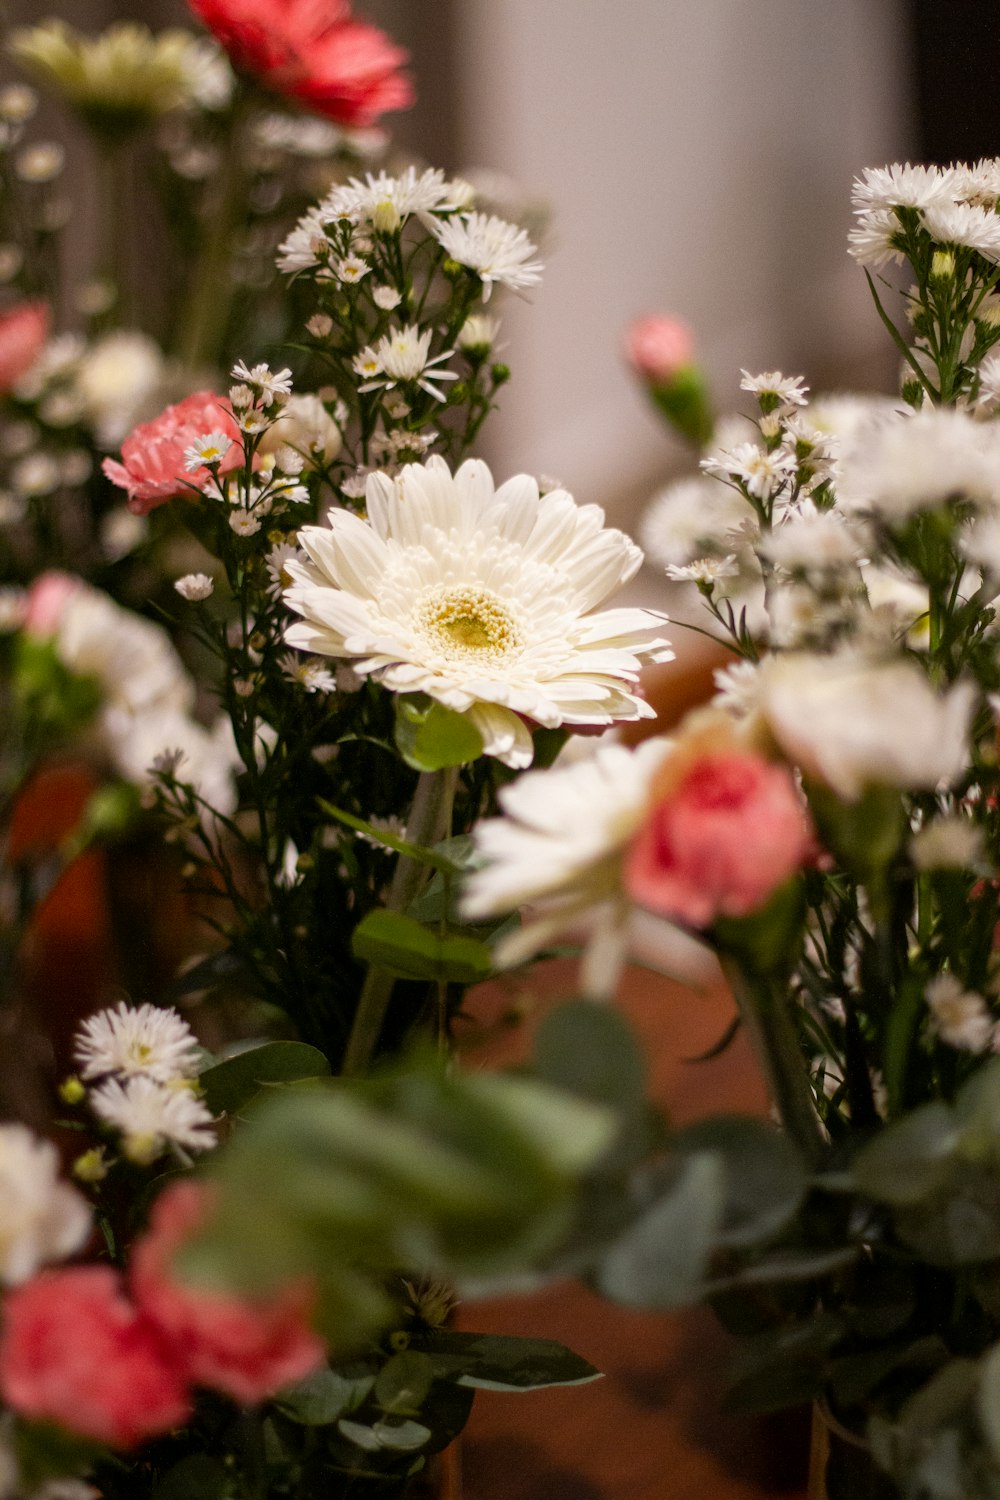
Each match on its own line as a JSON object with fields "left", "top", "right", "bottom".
{"left": 456, "top": 962, "right": 810, "bottom": 1500}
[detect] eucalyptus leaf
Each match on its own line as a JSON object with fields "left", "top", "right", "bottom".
{"left": 373, "top": 1350, "right": 434, "bottom": 1415}
{"left": 675, "top": 1115, "right": 807, "bottom": 1249}
{"left": 420, "top": 1330, "right": 601, "bottom": 1391}
{"left": 274, "top": 1367, "right": 374, "bottom": 1426}
{"left": 598, "top": 1152, "right": 724, "bottom": 1309}
{"left": 853, "top": 1102, "right": 959, "bottom": 1206}
{"left": 533, "top": 999, "right": 646, "bottom": 1111}
{"left": 199, "top": 1041, "right": 331, "bottom": 1116}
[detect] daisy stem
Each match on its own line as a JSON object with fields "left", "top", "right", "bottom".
{"left": 343, "top": 766, "right": 460, "bottom": 1076}
{"left": 721, "top": 959, "right": 826, "bottom": 1166}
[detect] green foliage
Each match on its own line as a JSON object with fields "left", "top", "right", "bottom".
{"left": 393, "top": 696, "right": 485, "bottom": 772}
{"left": 199, "top": 1041, "right": 331, "bottom": 1116}
{"left": 350, "top": 911, "right": 492, "bottom": 986}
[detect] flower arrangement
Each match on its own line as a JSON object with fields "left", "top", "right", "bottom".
{"left": 8, "top": 2, "right": 1000, "bottom": 1499}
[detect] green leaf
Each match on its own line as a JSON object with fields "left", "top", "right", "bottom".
{"left": 374, "top": 1351, "right": 434, "bottom": 1415}
{"left": 351, "top": 910, "right": 492, "bottom": 985}
{"left": 317, "top": 799, "right": 461, "bottom": 875}
{"left": 12, "top": 1423, "right": 106, "bottom": 1493}
{"left": 533, "top": 999, "right": 646, "bottom": 1110}
{"left": 675, "top": 1115, "right": 807, "bottom": 1249}
{"left": 199, "top": 1041, "right": 331, "bottom": 1115}
{"left": 274, "top": 1366, "right": 374, "bottom": 1425}
{"left": 853, "top": 1102, "right": 959, "bottom": 1205}
{"left": 394, "top": 695, "right": 484, "bottom": 771}
{"left": 337, "top": 1418, "right": 431, "bottom": 1453}
{"left": 598, "top": 1152, "right": 724, "bottom": 1309}
{"left": 152, "top": 1456, "right": 230, "bottom": 1500}
{"left": 462, "top": 1072, "right": 616, "bottom": 1174}
{"left": 420, "top": 1330, "right": 601, "bottom": 1391}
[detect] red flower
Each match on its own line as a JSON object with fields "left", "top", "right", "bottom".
{"left": 0, "top": 1266, "right": 190, "bottom": 1448}
{"left": 625, "top": 751, "right": 811, "bottom": 929}
{"left": 131, "top": 1181, "right": 326, "bottom": 1405}
{"left": 188, "top": 0, "right": 413, "bottom": 127}
{"left": 102, "top": 391, "right": 243, "bottom": 517}
{"left": 623, "top": 313, "right": 695, "bottom": 386}
{"left": 0, "top": 301, "right": 49, "bottom": 395}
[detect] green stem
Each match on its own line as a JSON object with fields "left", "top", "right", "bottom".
{"left": 721, "top": 959, "right": 826, "bottom": 1165}
{"left": 342, "top": 767, "right": 459, "bottom": 1076}
{"left": 176, "top": 97, "right": 249, "bottom": 371}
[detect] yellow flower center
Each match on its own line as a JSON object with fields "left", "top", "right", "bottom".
{"left": 417, "top": 585, "right": 522, "bottom": 662}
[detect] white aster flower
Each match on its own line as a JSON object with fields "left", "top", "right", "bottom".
{"left": 266, "top": 542, "right": 302, "bottom": 595}
{"left": 851, "top": 162, "right": 958, "bottom": 213}
{"left": 761, "top": 506, "right": 866, "bottom": 572}
{"left": 433, "top": 212, "right": 543, "bottom": 300}
{"left": 463, "top": 736, "right": 672, "bottom": 986}
{"left": 0, "top": 1125, "right": 91, "bottom": 1285}
{"left": 353, "top": 346, "right": 381, "bottom": 381}
{"left": 910, "top": 815, "right": 984, "bottom": 872}
{"left": 279, "top": 651, "right": 337, "bottom": 693}
{"left": 373, "top": 285, "right": 402, "bottom": 310}
{"left": 323, "top": 167, "right": 463, "bottom": 229}
{"left": 258, "top": 392, "right": 341, "bottom": 467}
{"left": 230, "top": 360, "right": 293, "bottom": 401}
{"left": 74, "top": 1000, "right": 201, "bottom": 1082}
{"left": 107, "top": 706, "right": 240, "bottom": 818}
{"left": 664, "top": 555, "right": 739, "bottom": 584}
{"left": 230, "top": 508, "right": 262, "bottom": 537}
{"left": 837, "top": 405, "right": 1000, "bottom": 521}
{"left": 458, "top": 313, "right": 500, "bottom": 352}
{"left": 73, "top": 329, "right": 164, "bottom": 448}
{"left": 89, "top": 1075, "right": 215, "bottom": 1164}
{"left": 711, "top": 658, "right": 763, "bottom": 716}
{"left": 848, "top": 209, "right": 906, "bottom": 268}
{"left": 359, "top": 324, "right": 458, "bottom": 402}
{"left": 952, "top": 158, "right": 1000, "bottom": 208}
{"left": 183, "top": 431, "right": 233, "bottom": 472}
{"left": 55, "top": 583, "right": 194, "bottom": 717}
{"left": 702, "top": 441, "right": 798, "bottom": 502}
{"left": 739, "top": 370, "right": 809, "bottom": 407}
{"left": 922, "top": 200, "right": 1000, "bottom": 263}
{"left": 283, "top": 456, "right": 672, "bottom": 768}
{"left": 337, "top": 255, "right": 370, "bottom": 283}
{"left": 277, "top": 208, "right": 330, "bottom": 274}
{"left": 976, "top": 350, "right": 1000, "bottom": 409}
{"left": 640, "top": 475, "right": 755, "bottom": 570}
{"left": 757, "top": 651, "right": 975, "bottom": 801}
{"left": 174, "top": 572, "right": 214, "bottom": 601}
{"left": 925, "top": 973, "right": 996, "bottom": 1052}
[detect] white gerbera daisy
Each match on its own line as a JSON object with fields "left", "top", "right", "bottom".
{"left": 90, "top": 1076, "right": 216, "bottom": 1164}
{"left": 433, "top": 212, "right": 543, "bottom": 300}
{"left": 462, "top": 737, "right": 672, "bottom": 979}
{"left": 0, "top": 1125, "right": 91, "bottom": 1285}
{"left": 282, "top": 456, "right": 672, "bottom": 768}
{"left": 74, "top": 1001, "right": 201, "bottom": 1082}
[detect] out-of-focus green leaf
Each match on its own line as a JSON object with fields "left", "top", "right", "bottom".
{"left": 533, "top": 999, "right": 646, "bottom": 1111}
{"left": 199, "top": 1041, "right": 331, "bottom": 1115}
{"left": 853, "top": 1102, "right": 959, "bottom": 1206}
{"left": 675, "top": 1115, "right": 807, "bottom": 1249}
{"left": 274, "top": 1366, "right": 374, "bottom": 1426}
{"left": 351, "top": 909, "right": 492, "bottom": 985}
{"left": 394, "top": 696, "right": 483, "bottom": 771}
{"left": 598, "top": 1151, "right": 723, "bottom": 1309}
{"left": 421, "top": 1331, "right": 601, "bottom": 1391}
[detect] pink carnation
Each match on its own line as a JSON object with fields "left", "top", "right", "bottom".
{"left": 102, "top": 392, "right": 243, "bottom": 517}
{"left": 22, "top": 570, "right": 82, "bottom": 638}
{"left": 188, "top": 0, "right": 413, "bottom": 127}
{"left": 0, "top": 1266, "right": 190, "bottom": 1448}
{"left": 0, "top": 301, "right": 49, "bottom": 395}
{"left": 132, "top": 1181, "right": 325, "bottom": 1405}
{"left": 624, "top": 751, "right": 811, "bottom": 928}
{"left": 624, "top": 313, "right": 695, "bottom": 385}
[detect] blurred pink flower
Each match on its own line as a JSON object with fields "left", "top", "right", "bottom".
{"left": 22, "top": 570, "right": 82, "bottom": 637}
{"left": 188, "top": 0, "right": 413, "bottom": 127}
{"left": 0, "top": 301, "right": 49, "bottom": 395}
{"left": 103, "top": 392, "right": 243, "bottom": 516}
{"left": 625, "top": 751, "right": 811, "bottom": 928}
{"left": 0, "top": 1266, "right": 190, "bottom": 1447}
{"left": 131, "top": 1180, "right": 326, "bottom": 1405}
{"left": 624, "top": 313, "right": 696, "bottom": 385}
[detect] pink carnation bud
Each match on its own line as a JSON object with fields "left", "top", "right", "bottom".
{"left": 624, "top": 313, "right": 696, "bottom": 386}
{"left": 188, "top": 0, "right": 413, "bottom": 128}
{"left": 22, "top": 569, "right": 82, "bottom": 638}
{"left": 131, "top": 1180, "right": 326, "bottom": 1405}
{"left": 0, "top": 1266, "right": 190, "bottom": 1448}
{"left": 0, "top": 301, "right": 49, "bottom": 395}
{"left": 625, "top": 751, "right": 811, "bottom": 929}
{"left": 102, "top": 392, "right": 243, "bottom": 516}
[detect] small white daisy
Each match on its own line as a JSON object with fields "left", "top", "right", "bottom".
{"left": 89, "top": 1076, "right": 216, "bottom": 1164}
{"left": 230, "top": 361, "right": 293, "bottom": 401}
{"left": 711, "top": 658, "right": 763, "bottom": 716}
{"left": 353, "top": 346, "right": 381, "bottom": 381}
{"left": 740, "top": 370, "right": 809, "bottom": 407}
{"left": 358, "top": 324, "right": 458, "bottom": 403}
{"left": 922, "top": 201, "right": 1000, "bottom": 264}
{"left": 665, "top": 555, "right": 739, "bottom": 584}
{"left": 848, "top": 209, "right": 906, "bottom": 268}
{"left": 323, "top": 167, "right": 464, "bottom": 230}
{"left": 276, "top": 208, "right": 330, "bottom": 274}
{"left": 230, "top": 508, "right": 262, "bottom": 536}
{"left": 373, "top": 285, "right": 402, "bottom": 311}
{"left": 174, "top": 573, "right": 214, "bottom": 602}
{"left": 74, "top": 1001, "right": 201, "bottom": 1082}
{"left": 306, "top": 313, "right": 333, "bottom": 338}
{"left": 851, "top": 162, "right": 958, "bottom": 214}
{"left": 702, "top": 442, "right": 798, "bottom": 502}
{"left": 925, "top": 973, "right": 996, "bottom": 1052}
{"left": 0, "top": 1125, "right": 91, "bottom": 1285}
{"left": 278, "top": 651, "right": 337, "bottom": 692}
{"left": 433, "top": 212, "right": 543, "bottom": 300}
{"left": 183, "top": 431, "right": 233, "bottom": 472}
{"left": 337, "top": 255, "right": 370, "bottom": 283}
{"left": 910, "top": 816, "right": 984, "bottom": 872}
{"left": 458, "top": 313, "right": 501, "bottom": 352}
